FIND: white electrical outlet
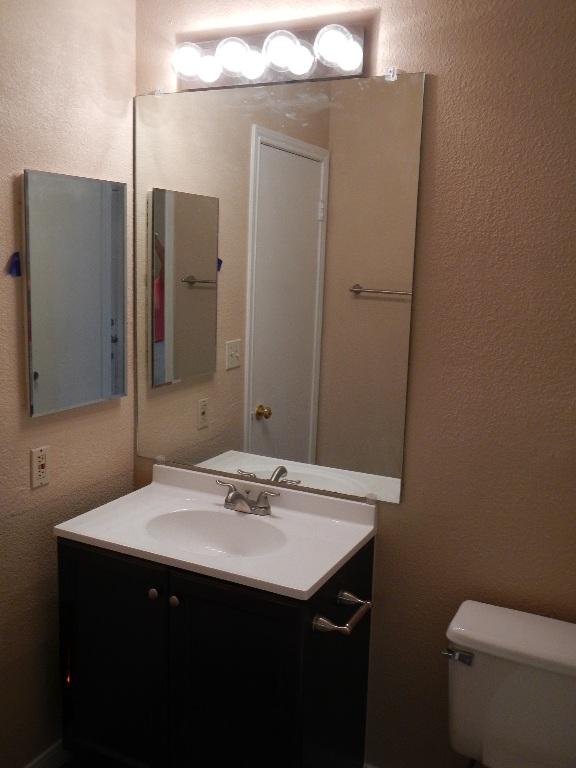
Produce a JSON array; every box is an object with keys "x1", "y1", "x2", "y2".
[
  {"x1": 225, "y1": 339, "x2": 241, "y2": 370},
  {"x1": 30, "y1": 446, "x2": 49, "y2": 488},
  {"x1": 197, "y1": 398, "x2": 209, "y2": 429}
]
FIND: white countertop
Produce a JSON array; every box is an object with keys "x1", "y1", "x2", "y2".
[
  {"x1": 54, "y1": 465, "x2": 376, "y2": 600},
  {"x1": 197, "y1": 449, "x2": 401, "y2": 503}
]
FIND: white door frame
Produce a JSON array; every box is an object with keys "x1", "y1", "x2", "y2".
[{"x1": 244, "y1": 124, "x2": 330, "y2": 461}]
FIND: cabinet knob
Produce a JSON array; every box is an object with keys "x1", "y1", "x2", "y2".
[
  {"x1": 148, "y1": 588, "x2": 159, "y2": 601},
  {"x1": 169, "y1": 595, "x2": 180, "y2": 608}
]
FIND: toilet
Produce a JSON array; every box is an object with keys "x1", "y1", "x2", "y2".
[{"x1": 446, "y1": 600, "x2": 576, "y2": 768}]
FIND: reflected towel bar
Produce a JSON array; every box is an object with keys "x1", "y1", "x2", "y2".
[
  {"x1": 181, "y1": 275, "x2": 217, "y2": 286},
  {"x1": 350, "y1": 283, "x2": 412, "y2": 297}
]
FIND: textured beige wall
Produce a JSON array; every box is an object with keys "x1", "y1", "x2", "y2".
[
  {"x1": 0, "y1": 1, "x2": 136, "y2": 766},
  {"x1": 136, "y1": 2, "x2": 576, "y2": 767},
  {"x1": 368, "y1": 3, "x2": 576, "y2": 766},
  {"x1": 317, "y1": 75, "x2": 423, "y2": 477},
  {"x1": 172, "y1": 193, "x2": 219, "y2": 380}
]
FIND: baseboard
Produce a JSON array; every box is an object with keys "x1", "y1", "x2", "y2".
[{"x1": 23, "y1": 740, "x2": 68, "y2": 768}]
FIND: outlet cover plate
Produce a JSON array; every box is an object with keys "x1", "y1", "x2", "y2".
[
  {"x1": 197, "y1": 398, "x2": 209, "y2": 429},
  {"x1": 30, "y1": 446, "x2": 49, "y2": 488}
]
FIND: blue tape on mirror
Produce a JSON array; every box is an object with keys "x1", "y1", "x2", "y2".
[{"x1": 6, "y1": 251, "x2": 21, "y2": 276}]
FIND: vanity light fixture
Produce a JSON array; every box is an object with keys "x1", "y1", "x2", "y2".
[
  {"x1": 287, "y1": 41, "x2": 316, "y2": 77},
  {"x1": 314, "y1": 24, "x2": 352, "y2": 66},
  {"x1": 172, "y1": 23, "x2": 364, "y2": 88},
  {"x1": 241, "y1": 48, "x2": 267, "y2": 81},
  {"x1": 262, "y1": 30, "x2": 300, "y2": 71},
  {"x1": 215, "y1": 36, "x2": 250, "y2": 74},
  {"x1": 338, "y1": 39, "x2": 364, "y2": 73},
  {"x1": 197, "y1": 54, "x2": 222, "y2": 83},
  {"x1": 171, "y1": 42, "x2": 202, "y2": 79}
]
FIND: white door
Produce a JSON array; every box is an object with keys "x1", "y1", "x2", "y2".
[{"x1": 245, "y1": 127, "x2": 329, "y2": 463}]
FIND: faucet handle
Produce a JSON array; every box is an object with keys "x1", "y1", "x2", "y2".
[
  {"x1": 255, "y1": 489, "x2": 280, "y2": 507},
  {"x1": 237, "y1": 468, "x2": 257, "y2": 479},
  {"x1": 216, "y1": 479, "x2": 237, "y2": 495},
  {"x1": 216, "y1": 479, "x2": 236, "y2": 488}
]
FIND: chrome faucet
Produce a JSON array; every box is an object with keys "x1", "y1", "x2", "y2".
[
  {"x1": 216, "y1": 479, "x2": 279, "y2": 516},
  {"x1": 269, "y1": 466, "x2": 301, "y2": 485},
  {"x1": 269, "y1": 465, "x2": 288, "y2": 482},
  {"x1": 237, "y1": 465, "x2": 301, "y2": 486}
]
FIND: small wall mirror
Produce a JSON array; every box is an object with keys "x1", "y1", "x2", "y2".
[
  {"x1": 136, "y1": 75, "x2": 424, "y2": 502},
  {"x1": 151, "y1": 189, "x2": 219, "y2": 387},
  {"x1": 24, "y1": 170, "x2": 127, "y2": 416}
]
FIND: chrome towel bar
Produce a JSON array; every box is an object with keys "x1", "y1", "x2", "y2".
[
  {"x1": 313, "y1": 590, "x2": 372, "y2": 635},
  {"x1": 181, "y1": 275, "x2": 217, "y2": 286},
  {"x1": 350, "y1": 283, "x2": 412, "y2": 297}
]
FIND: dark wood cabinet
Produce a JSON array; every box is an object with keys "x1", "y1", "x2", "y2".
[
  {"x1": 58, "y1": 543, "x2": 170, "y2": 767},
  {"x1": 168, "y1": 568, "x2": 303, "y2": 768},
  {"x1": 58, "y1": 539, "x2": 373, "y2": 768}
]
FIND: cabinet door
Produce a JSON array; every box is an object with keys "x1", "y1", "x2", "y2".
[
  {"x1": 59, "y1": 542, "x2": 170, "y2": 767},
  {"x1": 302, "y1": 543, "x2": 374, "y2": 768},
  {"x1": 168, "y1": 571, "x2": 303, "y2": 768}
]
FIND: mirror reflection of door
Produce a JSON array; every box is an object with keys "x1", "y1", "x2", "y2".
[
  {"x1": 152, "y1": 189, "x2": 218, "y2": 387},
  {"x1": 246, "y1": 127, "x2": 329, "y2": 463}
]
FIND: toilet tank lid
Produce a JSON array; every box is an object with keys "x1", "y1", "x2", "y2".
[{"x1": 447, "y1": 601, "x2": 576, "y2": 678}]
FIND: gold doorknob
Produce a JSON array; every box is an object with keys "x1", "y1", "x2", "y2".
[{"x1": 255, "y1": 404, "x2": 272, "y2": 420}]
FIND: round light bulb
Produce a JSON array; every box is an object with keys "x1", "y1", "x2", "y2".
[
  {"x1": 241, "y1": 48, "x2": 267, "y2": 80},
  {"x1": 314, "y1": 24, "x2": 352, "y2": 67},
  {"x1": 215, "y1": 37, "x2": 249, "y2": 74},
  {"x1": 287, "y1": 42, "x2": 315, "y2": 77},
  {"x1": 337, "y1": 38, "x2": 364, "y2": 73},
  {"x1": 263, "y1": 30, "x2": 299, "y2": 71},
  {"x1": 197, "y1": 54, "x2": 223, "y2": 83},
  {"x1": 171, "y1": 43, "x2": 202, "y2": 79}
]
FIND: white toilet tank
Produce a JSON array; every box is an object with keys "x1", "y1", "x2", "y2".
[{"x1": 446, "y1": 600, "x2": 576, "y2": 768}]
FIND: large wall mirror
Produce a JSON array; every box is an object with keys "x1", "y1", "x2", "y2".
[
  {"x1": 24, "y1": 170, "x2": 127, "y2": 416},
  {"x1": 136, "y1": 74, "x2": 424, "y2": 502}
]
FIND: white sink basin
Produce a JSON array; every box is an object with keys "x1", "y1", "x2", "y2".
[
  {"x1": 146, "y1": 508, "x2": 287, "y2": 557},
  {"x1": 54, "y1": 466, "x2": 375, "y2": 599}
]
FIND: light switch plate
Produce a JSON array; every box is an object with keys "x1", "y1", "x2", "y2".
[
  {"x1": 225, "y1": 339, "x2": 241, "y2": 370},
  {"x1": 30, "y1": 446, "x2": 49, "y2": 488}
]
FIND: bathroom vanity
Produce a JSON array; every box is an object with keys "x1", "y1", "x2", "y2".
[{"x1": 56, "y1": 466, "x2": 376, "y2": 768}]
